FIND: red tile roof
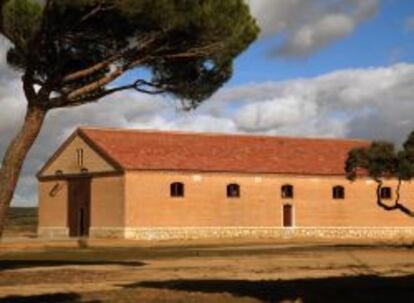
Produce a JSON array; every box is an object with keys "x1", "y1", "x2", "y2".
[{"x1": 79, "y1": 127, "x2": 370, "y2": 176}]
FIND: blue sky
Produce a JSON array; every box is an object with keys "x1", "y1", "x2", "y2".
[{"x1": 230, "y1": 0, "x2": 414, "y2": 86}]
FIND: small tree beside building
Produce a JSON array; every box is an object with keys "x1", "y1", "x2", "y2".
[{"x1": 346, "y1": 131, "x2": 414, "y2": 217}]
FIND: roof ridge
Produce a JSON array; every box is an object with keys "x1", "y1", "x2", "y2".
[
  {"x1": 78, "y1": 126, "x2": 370, "y2": 143},
  {"x1": 60, "y1": 126, "x2": 370, "y2": 175}
]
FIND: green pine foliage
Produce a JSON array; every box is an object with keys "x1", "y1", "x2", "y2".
[
  {"x1": 346, "y1": 131, "x2": 414, "y2": 182},
  {"x1": 0, "y1": 0, "x2": 259, "y2": 107},
  {"x1": 3, "y1": 0, "x2": 42, "y2": 51}
]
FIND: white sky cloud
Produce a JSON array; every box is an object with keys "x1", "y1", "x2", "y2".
[
  {"x1": 248, "y1": 0, "x2": 379, "y2": 57},
  {"x1": 235, "y1": 97, "x2": 318, "y2": 132}
]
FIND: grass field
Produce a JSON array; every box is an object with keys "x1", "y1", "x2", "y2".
[
  {"x1": 3, "y1": 207, "x2": 37, "y2": 238},
  {"x1": 1, "y1": 208, "x2": 414, "y2": 302}
]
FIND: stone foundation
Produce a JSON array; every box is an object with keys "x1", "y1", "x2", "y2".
[
  {"x1": 89, "y1": 227, "x2": 128, "y2": 239},
  {"x1": 38, "y1": 227, "x2": 69, "y2": 238},
  {"x1": 88, "y1": 226, "x2": 414, "y2": 241}
]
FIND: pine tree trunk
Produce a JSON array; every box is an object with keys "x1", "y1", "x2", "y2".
[{"x1": 0, "y1": 105, "x2": 47, "y2": 237}]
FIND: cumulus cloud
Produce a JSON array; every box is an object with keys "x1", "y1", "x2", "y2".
[
  {"x1": 248, "y1": 0, "x2": 379, "y2": 57},
  {"x1": 110, "y1": 63, "x2": 414, "y2": 144},
  {"x1": 235, "y1": 97, "x2": 318, "y2": 132},
  {"x1": 0, "y1": 39, "x2": 25, "y2": 147},
  {"x1": 217, "y1": 63, "x2": 414, "y2": 141}
]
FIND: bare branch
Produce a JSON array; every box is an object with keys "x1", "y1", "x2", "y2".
[
  {"x1": 78, "y1": 3, "x2": 114, "y2": 24},
  {"x1": 375, "y1": 179, "x2": 414, "y2": 217},
  {"x1": 65, "y1": 50, "x2": 155, "y2": 101},
  {"x1": 62, "y1": 55, "x2": 121, "y2": 83},
  {"x1": 62, "y1": 35, "x2": 160, "y2": 83},
  {"x1": 22, "y1": 74, "x2": 36, "y2": 103},
  {"x1": 49, "y1": 79, "x2": 166, "y2": 109},
  {"x1": 132, "y1": 80, "x2": 168, "y2": 95},
  {"x1": 60, "y1": 39, "x2": 220, "y2": 106},
  {"x1": 160, "y1": 41, "x2": 224, "y2": 59},
  {"x1": 67, "y1": 67, "x2": 124, "y2": 100},
  {"x1": 395, "y1": 178, "x2": 402, "y2": 205}
]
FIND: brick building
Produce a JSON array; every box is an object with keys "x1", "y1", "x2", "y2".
[{"x1": 37, "y1": 127, "x2": 414, "y2": 240}]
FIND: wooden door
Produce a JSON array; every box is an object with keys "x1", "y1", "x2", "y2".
[
  {"x1": 283, "y1": 204, "x2": 293, "y2": 227},
  {"x1": 68, "y1": 178, "x2": 91, "y2": 237}
]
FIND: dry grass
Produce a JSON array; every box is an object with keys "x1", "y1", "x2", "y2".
[{"x1": 3, "y1": 207, "x2": 37, "y2": 238}]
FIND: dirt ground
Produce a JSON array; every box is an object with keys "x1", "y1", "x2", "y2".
[{"x1": 1, "y1": 238, "x2": 414, "y2": 303}]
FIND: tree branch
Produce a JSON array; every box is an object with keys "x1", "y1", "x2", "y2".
[
  {"x1": 78, "y1": 3, "x2": 114, "y2": 24},
  {"x1": 66, "y1": 67, "x2": 124, "y2": 100},
  {"x1": 72, "y1": 80, "x2": 166, "y2": 104},
  {"x1": 22, "y1": 74, "x2": 36, "y2": 104},
  {"x1": 63, "y1": 55, "x2": 121, "y2": 83},
  {"x1": 58, "y1": 39, "x2": 221, "y2": 107},
  {"x1": 49, "y1": 79, "x2": 166, "y2": 108},
  {"x1": 65, "y1": 48, "x2": 157, "y2": 101},
  {"x1": 160, "y1": 41, "x2": 224, "y2": 59},
  {"x1": 375, "y1": 179, "x2": 414, "y2": 217},
  {"x1": 62, "y1": 34, "x2": 159, "y2": 83}
]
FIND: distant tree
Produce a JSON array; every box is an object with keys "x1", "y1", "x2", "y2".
[
  {"x1": 0, "y1": 0, "x2": 259, "y2": 236},
  {"x1": 345, "y1": 131, "x2": 414, "y2": 217}
]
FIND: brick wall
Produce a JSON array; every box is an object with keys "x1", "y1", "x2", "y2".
[
  {"x1": 125, "y1": 171, "x2": 414, "y2": 228},
  {"x1": 38, "y1": 180, "x2": 68, "y2": 229},
  {"x1": 90, "y1": 176, "x2": 125, "y2": 227}
]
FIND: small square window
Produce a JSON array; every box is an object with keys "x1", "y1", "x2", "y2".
[
  {"x1": 227, "y1": 184, "x2": 240, "y2": 198},
  {"x1": 171, "y1": 182, "x2": 184, "y2": 198},
  {"x1": 333, "y1": 186, "x2": 345, "y2": 199},
  {"x1": 380, "y1": 187, "x2": 392, "y2": 200},
  {"x1": 281, "y1": 185, "x2": 294, "y2": 199}
]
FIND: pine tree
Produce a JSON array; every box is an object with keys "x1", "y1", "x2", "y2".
[{"x1": 0, "y1": 0, "x2": 259, "y2": 236}]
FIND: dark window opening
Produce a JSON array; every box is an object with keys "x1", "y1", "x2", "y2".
[
  {"x1": 380, "y1": 187, "x2": 392, "y2": 200},
  {"x1": 227, "y1": 183, "x2": 240, "y2": 198},
  {"x1": 281, "y1": 184, "x2": 294, "y2": 199},
  {"x1": 333, "y1": 186, "x2": 345, "y2": 199},
  {"x1": 171, "y1": 182, "x2": 184, "y2": 198}
]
